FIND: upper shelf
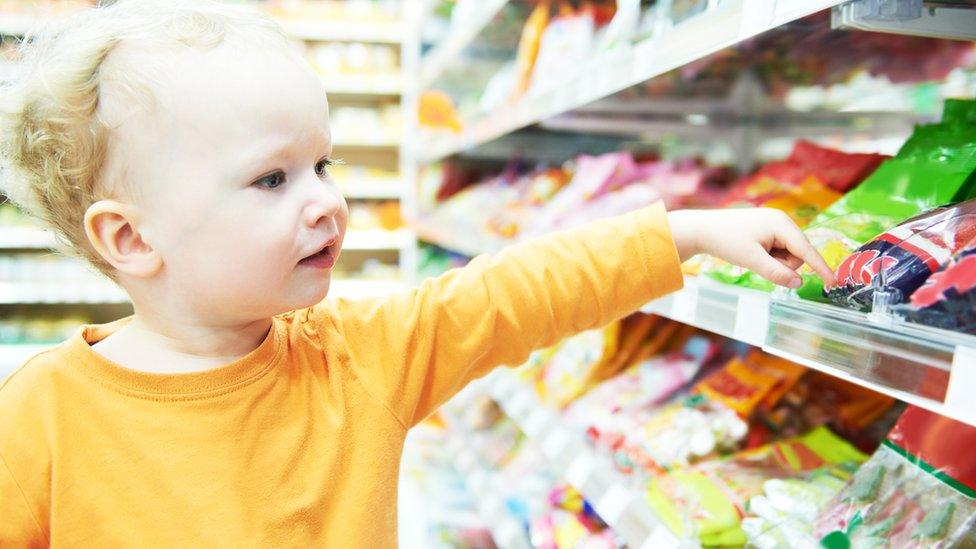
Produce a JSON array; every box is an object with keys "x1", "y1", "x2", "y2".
[
  {"x1": 418, "y1": 0, "x2": 510, "y2": 88},
  {"x1": 416, "y1": 0, "x2": 847, "y2": 164}
]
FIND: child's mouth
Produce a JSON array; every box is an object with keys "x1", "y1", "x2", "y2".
[{"x1": 299, "y1": 244, "x2": 336, "y2": 270}]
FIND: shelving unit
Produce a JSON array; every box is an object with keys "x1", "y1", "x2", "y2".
[
  {"x1": 0, "y1": 2, "x2": 418, "y2": 379},
  {"x1": 417, "y1": 0, "x2": 847, "y2": 163},
  {"x1": 409, "y1": 1, "x2": 976, "y2": 545}
]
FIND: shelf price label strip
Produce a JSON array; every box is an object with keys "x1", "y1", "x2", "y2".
[{"x1": 640, "y1": 278, "x2": 976, "y2": 427}]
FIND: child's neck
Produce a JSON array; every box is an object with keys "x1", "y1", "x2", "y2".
[{"x1": 90, "y1": 313, "x2": 273, "y2": 375}]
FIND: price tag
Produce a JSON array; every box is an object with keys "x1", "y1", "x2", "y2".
[
  {"x1": 733, "y1": 291, "x2": 770, "y2": 347},
  {"x1": 946, "y1": 346, "x2": 976, "y2": 426},
  {"x1": 565, "y1": 453, "x2": 595, "y2": 488},
  {"x1": 596, "y1": 484, "x2": 631, "y2": 523},
  {"x1": 671, "y1": 288, "x2": 697, "y2": 324}
]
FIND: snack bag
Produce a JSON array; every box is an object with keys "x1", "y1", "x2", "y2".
[
  {"x1": 534, "y1": 323, "x2": 620, "y2": 407},
  {"x1": 695, "y1": 351, "x2": 807, "y2": 418},
  {"x1": 825, "y1": 198, "x2": 976, "y2": 311},
  {"x1": 796, "y1": 98, "x2": 976, "y2": 302},
  {"x1": 814, "y1": 406, "x2": 976, "y2": 548},
  {"x1": 647, "y1": 426, "x2": 867, "y2": 546},
  {"x1": 900, "y1": 234, "x2": 976, "y2": 334}
]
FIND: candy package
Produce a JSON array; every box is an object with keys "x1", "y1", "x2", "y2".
[
  {"x1": 825, "y1": 198, "x2": 976, "y2": 311},
  {"x1": 796, "y1": 98, "x2": 976, "y2": 302},
  {"x1": 900, "y1": 234, "x2": 976, "y2": 334},
  {"x1": 647, "y1": 426, "x2": 868, "y2": 546},
  {"x1": 814, "y1": 406, "x2": 976, "y2": 548},
  {"x1": 695, "y1": 350, "x2": 807, "y2": 418}
]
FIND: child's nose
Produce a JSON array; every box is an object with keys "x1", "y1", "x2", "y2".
[{"x1": 302, "y1": 181, "x2": 343, "y2": 229}]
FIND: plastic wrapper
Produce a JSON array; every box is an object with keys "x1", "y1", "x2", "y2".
[
  {"x1": 900, "y1": 234, "x2": 976, "y2": 334},
  {"x1": 825, "y1": 199, "x2": 976, "y2": 311},
  {"x1": 814, "y1": 406, "x2": 976, "y2": 548},
  {"x1": 646, "y1": 426, "x2": 868, "y2": 546},
  {"x1": 695, "y1": 350, "x2": 807, "y2": 418},
  {"x1": 742, "y1": 467, "x2": 856, "y2": 548},
  {"x1": 795, "y1": 98, "x2": 976, "y2": 302}
]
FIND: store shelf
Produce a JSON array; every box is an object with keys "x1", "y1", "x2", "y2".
[
  {"x1": 640, "y1": 277, "x2": 976, "y2": 427},
  {"x1": 486, "y1": 369, "x2": 691, "y2": 549},
  {"x1": 0, "y1": 281, "x2": 129, "y2": 305},
  {"x1": 343, "y1": 228, "x2": 412, "y2": 251},
  {"x1": 419, "y1": 0, "x2": 510, "y2": 88},
  {"x1": 323, "y1": 74, "x2": 402, "y2": 96},
  {"x1": 272, "y1": 18, "x2": 404, "y2": 44},
  {"x1": 413, "y1": 220, "x2": 499, "y2": 258},
  {"x1": 832, "y1": 1, "x2": 976, "y2": 41},
  {"x1": 419, "y1": 0, "x2": 845, "y2": 164},
  {"x1": 443, "y1": 434, "x2": 532, "y2": 549},
  {"x1": 337, "y1": 178, "x2": 403, "y2": 200},
  {"x1": 0, "y1": 227, "x2": 56, "y2": 249}
]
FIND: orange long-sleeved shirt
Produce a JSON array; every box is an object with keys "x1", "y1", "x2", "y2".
[{"x1": 0, "y1": 203, "x2": 682, "y2": 547}]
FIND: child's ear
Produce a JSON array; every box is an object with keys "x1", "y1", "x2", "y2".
[{"x1": 83, "y1": 200, "x2": 162, "y2": 278}]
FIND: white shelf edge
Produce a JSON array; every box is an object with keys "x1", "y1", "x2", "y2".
[
  {"x1": 419, "y1": 0, "x2": 845, "y2": 164},
  {"x1": 448, "y1": 434, "x2": 532, "y2": 549},
  {"x1": 419, "y1": 0, "x2": 510, "y2": 87},
  {"x1": 337, "y1": 179, "x2": 403, "y2": 200},
  {"x1": 323, "y1": 75, "x2": 402, "y2": 96},
  {"x1": 0, "y1": 227, "x2": 56, "y2": 249},
  {"x1": 640, "y1": 277, "x2": 976, "y2": 427},
  {"x1": 343, "y1": 228, "x2": 412, "y2": 251},
  {"x1": 0, "y1": 281, "x2": 129, "y2": 305}
]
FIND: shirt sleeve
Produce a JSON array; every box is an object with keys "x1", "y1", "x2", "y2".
[
  {"x1": 0, "y1": 452, "x2": 47, "y2": 547},
  {"x1": 318, "y1": 202, "x2": 683, "y2": 428}
]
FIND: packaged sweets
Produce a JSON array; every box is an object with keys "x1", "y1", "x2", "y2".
[
  {"x1": 814, "y1": 406, "x2": 976, "y2": 548},
  {"x1": 900, "y1": 234, "x2": 976, "y2": 334},
  {"x1": 742, "y1": 467, "x2": 856, "y2": 548},
  {"x1": 825, "y1": 198, "x2": 976, "y2": 311},
  {"x1": 796, "y1": 98, "x2": 976, "y2": 302},
  {"x1": 647, "y1": 426, "x2": 868, "y2": 546},
  {"x1": 695, "y1": 350, "x2": 807, "y2": 418}
]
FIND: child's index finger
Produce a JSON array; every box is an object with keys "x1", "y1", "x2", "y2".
[{"x1": 779, "y1": 225, "x2": 836, "y2": 287}]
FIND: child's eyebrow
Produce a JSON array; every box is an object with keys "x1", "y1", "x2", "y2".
[{"x1": 237, "y1": 128, "x2": 332, "y2": 179}]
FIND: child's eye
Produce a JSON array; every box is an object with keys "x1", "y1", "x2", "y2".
[
  {"x1": 254, "y1": 171, "x2": 286, "y2": 189},
  {"x1": 315, "y1": 157, "x2": 334, "y2": 178}
]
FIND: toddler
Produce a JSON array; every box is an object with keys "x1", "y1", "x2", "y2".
[{"x1": 0, "y1": 1, "x2": 834, "y2": 546}]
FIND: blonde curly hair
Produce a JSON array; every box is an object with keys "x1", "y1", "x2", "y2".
[{"x1": 0, "y1": 0, "x2": 290, "y2": 276}]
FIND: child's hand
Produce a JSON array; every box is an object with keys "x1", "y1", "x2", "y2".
[{"x1": 668, "y1": 208, "x2": 836, "y2": 289}]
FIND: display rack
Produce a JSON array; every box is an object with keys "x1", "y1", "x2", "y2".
[
  {"x1": 417, "y1": 0, "x2": 846, "y2": 163},
  {"x1": 409, "y1": 1, "x2": 976, "y2": 543},
  {"x1": 418, "y1": 0, "x2": 510, "y2": 87}
]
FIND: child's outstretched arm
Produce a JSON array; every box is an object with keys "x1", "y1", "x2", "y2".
[{"x1": 316, "y1": 203, "x2": 833, "y2": 429}]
